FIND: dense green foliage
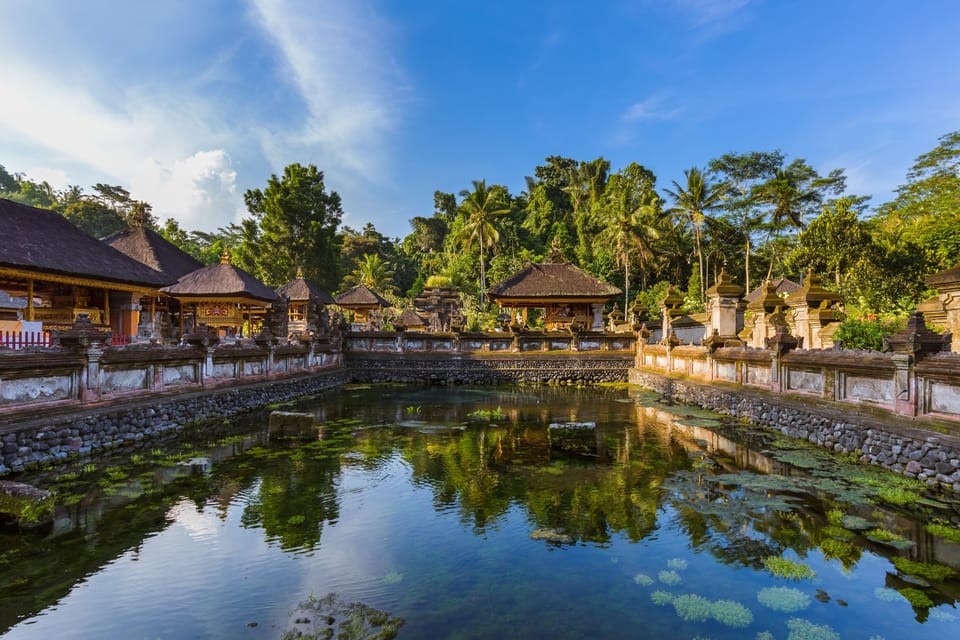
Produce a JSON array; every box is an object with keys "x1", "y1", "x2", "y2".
[{"x1": 3, "y1": 130, "x2": 958, "y2": 321}]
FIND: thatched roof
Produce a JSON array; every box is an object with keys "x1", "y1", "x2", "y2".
[
  {"x1": 487, "y1": 261, "x2": 621, "y2": 301},
  {"x1": 0, "y1": 197, "x2": 172, "y2": 288},
  {"x1": 395, "y1": 308, "x2": 427, "y2": 327},
  {"x1": 103, "y1": 226, "x2": 204, "y2": 280},
  {"x1": 161, "y1": 251, "x2": 278, "y2": 305},
  {"x1": 334, "y1": 284, "x2": 391, "y2": 308},
  {"x1": 745, "y1": 277, "x2": 800, "y2": 304},
  {"x1": 277, "y1": 274, "x2": 335, "y2": 304}
]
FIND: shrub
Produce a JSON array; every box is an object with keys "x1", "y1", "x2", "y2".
[{"x1": 834, "y1": 316, "x2": 905, "y2": 351}]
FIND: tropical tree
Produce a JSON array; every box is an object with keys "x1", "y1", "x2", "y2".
[
  {"x1": 451, "y1": 180, "x2": 511, "y2": 306},
  {"x1": 341, "y1": 252, "x2": 396, "y2": 294},
  {"x1": 664, "y1": 167, "x2": 728, "y2": 300},
  {"x1": 239, "y1": 163, "x2": 343, "y2": 290}
]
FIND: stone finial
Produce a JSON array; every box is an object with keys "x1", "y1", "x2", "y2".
[
  {"x1": 705, "y1": 269, "x2": 744, "y2": 299},
  {"x1": 785, "y1": 269, "x2": 841, "y2": 309},
  {"x1": 747, "y1": 279, "x2": 783, "y2": 313},
  {"x1": 883, "y1": 311, "x2": 945, "y2": 357},
  {"x1": 766, "y1": 323, "x2": 800, "y2": 354}
]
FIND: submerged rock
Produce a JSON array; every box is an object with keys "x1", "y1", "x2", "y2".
[
  {"x1": 529, "y1": 527, "x2": 574, "y2": 544},
  {"x1": 548, "y1": 421, "x2": 596, "y2": 430},
  {"x1": 0, "y1": 481, "x2": 55, "y2": 528},
  {"x1": 280, "y1": 592, "x2": 404, "y2": 640}
]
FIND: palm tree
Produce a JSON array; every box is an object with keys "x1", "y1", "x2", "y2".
[
  {"x1": 452, "y1": 180, "x2": 511, "y2": 306},
  {"x1": 664, "y1": 168, "x2": 728, "y2": 300},
  {"x1": 343, "y1": 253, "x2": 395, "y2": 294},
  {"x1": 600, "y1": 174, "x2": 662, "y2": 309}
]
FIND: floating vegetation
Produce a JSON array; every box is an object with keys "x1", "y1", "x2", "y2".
[
  {"x1": 82, "y1": 463, "x2": 97, "y2": 474},
  {"x1": 672, "y1": 594, "x2": 713, "y2": 622},
  {"x1": 287, "y1": 515, "x2": 306, "y2": 525},
  {"x1": 865, "y1": 527, "x2": 913, "y2": 550},
  {"x1": 667, "y1": 558, "x2": 688, "y2": 570},
  {"x1": 891, "y1": 557, "x2": 957, "y2": 581},
  {"x1": 819, "y1": 538, "x2": 861, "y2": 571},
  {"x1": 280, "y1": 592, "x2": 404, "y2": 640},
  {"x1": 840, "y1": 515, "x2": 873, "y2": 531},
  {"x1": 825, "y1": 508, "x2": 844, "y2": 526},
  {"x1": 633, "y1": 573, "x2": 654, "y2": 586},
  {"x1": 467, "y1": 407, "x2": 505, "y2": 421},
  {"x1": 658, "y1": 570, "x2": 682, "y2": 586},
  {"x1": 762, "y1": 556, "x2": 816, "y2": 580},
  {"x1": 926, "y1": 521, "x2": 960, "y2": 543},
  {"x1": 650, "y1": 591, "x2": 674, "y2": 606},
  {"x1": 711, "y1": 599, "x2": 754, "y2": 628},
  {"x1": 756, "y1": 633, "x2": 774, "y2": 640},
  {"x1": 383, "y1": 570, "x2": 403, "y2": 585},
  {"x1": 876, "y1": 485, "x2": 922, "y2": 506},
  {"x1": 757, "y1": 587, "x2": 812, "y2": 613},
  {"x1": 897, "y1": 587, "x2": 934, "y2": 608},
  {"x1": 785, "y1": 617, "x2": 840, "y2": 640},
  {"x1": 529, "y1": 528, "x2": 573, "y2": 544}
]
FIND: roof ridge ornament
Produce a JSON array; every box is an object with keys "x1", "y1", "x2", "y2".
[{"x1": 220, "y1": 248, "x2": 232, "y2": 265}]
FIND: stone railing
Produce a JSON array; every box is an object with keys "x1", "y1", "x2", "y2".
[
  {"x1": 0, "y1": 335, "x2": 342, "y2": 420},
  {"x1": 343, "y1": 330, "x2": 635, "y2": 355}
]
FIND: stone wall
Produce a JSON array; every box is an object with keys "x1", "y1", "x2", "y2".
[
  {"x1": 0, "y1": 368, "x2": 349, "y2": 474},
  {"x1": 345, "y1": 352, "x2": 634, "y2": 385},
  {"x1": 629, "y1": 368, "x2": 960, "y2": 491}
]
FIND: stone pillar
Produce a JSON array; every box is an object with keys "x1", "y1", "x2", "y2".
[
  {"x1": 927, "y1": 263, "x2": 960, "y2": 352},
  {"x1": 745, "y1": 280, "x2": 784, "y2": 348},
  {"x1": 784, "y1": 270, "x2": 843, "y2": 350},
  {"x1": 884, "y1": 311, "x2": 945, "y2": 416},
  {"x1": 703, "y1": 270, "x2": 744, "y2": 342},
  {"x1": 57, "y1": 314, "x2": 109, "y2": 402}
]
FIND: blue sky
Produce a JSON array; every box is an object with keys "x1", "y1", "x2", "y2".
[{"x1": 1, "y1": 0, "x2": 958, "y2": 239}]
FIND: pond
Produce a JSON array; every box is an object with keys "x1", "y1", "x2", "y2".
[{"x1": 2, "y1": 384, "x2": 960, "y2": 639}]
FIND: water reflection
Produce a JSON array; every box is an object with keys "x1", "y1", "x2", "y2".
[{"x1": 1, "y1": 384, "x2": 960, "y2": 638}]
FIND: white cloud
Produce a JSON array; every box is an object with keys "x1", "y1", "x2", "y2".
[
  {"x1": 25, "y1": 167, "x2": 70, "y2": 190},
  {"x1": 248, "y1": 0, "x2": 409, "y2": 176},
  {"x1": 623, "y1": 96, "x2": 683, "y2": 122},
  {"x1": 131, "y1": 150, "x2": 245, "y2": 231}
]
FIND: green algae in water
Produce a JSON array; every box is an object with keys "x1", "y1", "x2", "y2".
[
  {"x1": 711, "y1": 599, "x2": 753, "y2": 628},
  {"x1": 383, "y1": 570, "x2": 403, "y2": 585},
  {"x1": 658, "y1": 570, "x2": 682, "y2": 586},
  {"x1": 785, "y1": 617, "x2": 840, "y2": 640},
  {"x1": 673, "y1": 593, "x2": 713, "y2": 622},
  {"x1": 651, "y1": 590, "x2": 675, "y2": 606},
  {"x1": 633, "y1": 573, "x2": 654, "y2": 586},
  {"x1": 757, "y1": 587, "x2": 812, "y2": 613},
  {"x1": 926, "y1": 521, "x2": 960, "y2": 543},
  {"x1": 897, "y1": 587, "x2": 935, "y2": 608},
  {"x1": 667, "y1": 558, "x2": 688, "y2": 570},
  {"x1": 762, "y1": 556, "x2": 816, "y2": 580},
  {"x1": 891, "y1": 557, "x2": 957, "y2": 582}
]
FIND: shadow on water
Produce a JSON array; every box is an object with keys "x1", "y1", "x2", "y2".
[{"x1": 1, "y1": 383, "x2": 960, "y2": 637}]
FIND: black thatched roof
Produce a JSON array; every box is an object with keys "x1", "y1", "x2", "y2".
[
  {"x1": 161, "y1": 252, "x2": 278, "y2": 304},
  {"x1": 487, "y1": 261, "x2": 621, "y2": 300},
  {"x1": 277, "y1": 275, "x2": 335, "y2": 304},
  {"x1": 0, "y1": 197, "x2": 172, "y2": 288},
  {"x1": 334, "y1": 284, "x2": 391, "y2": 307},
  {"x1": 395, "y1": 308, "x2": 427, "y2": 327},
  {"x1": 103, "y1": 226, "x2": 204, "y2": 280}
]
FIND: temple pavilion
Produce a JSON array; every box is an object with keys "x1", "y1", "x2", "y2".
[
  {"x1": 334, "y1": 285, "x2": 392, "y2": 330},
  {"x1": 103, "y1": 225, "x2": 204, "y2": 341},
  {"x1": 161, "y1": 250, "x2": 279, "y2": 338},
  {"x1": 0, "y1": 198, "x2": 172, "y2": 340},
  {"x1": 487, "y1": 259, "x2": 621, "y2": 331},
  {"x1": 277, "y1": 269, "x2": 335, "y2": 338}
]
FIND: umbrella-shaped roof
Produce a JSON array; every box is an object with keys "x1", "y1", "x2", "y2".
[
  {"x1": 103, "y1": 226, "x2": 204, "y2": 281},
  {"x1": 0, "y1": 197, "x2": 172, "y2": 290},
  {"x1": 487, "y1": 261, "x2": 620, "y2": 302},
  {"x1": 334, "y1": 284, "x2": 391, "y2": 308},
  {"x1": 161, "y1": 250, "x2": 278, "y2": 306},
  {"x1": 395, "y1": 308, "x2": 427, "y2": 327},
  {"x1": 277, "y1": 271, "x2": 335, "y2": 304}
]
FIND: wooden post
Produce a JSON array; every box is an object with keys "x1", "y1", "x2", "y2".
[{"x1": 27, "y1": 279, "x2": 35, "y2": 321}]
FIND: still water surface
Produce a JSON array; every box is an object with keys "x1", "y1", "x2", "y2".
[{"x1": 2, "y1": 384, "x2": 960, "y2": 639}]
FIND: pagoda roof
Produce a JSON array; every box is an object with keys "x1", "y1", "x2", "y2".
[
  {"x1": 927, "y1": 263, "x2": 960, "y2": 291},
  {"x1": 277, "y1": 275, "x2": 335, "y2": 304},
  {"x1": 334, "y1": 284, "x2": 392, "y2": 307},
  {"x1": 103, "y1": 226, "x2": 204, "y2": 280},
  {"x1": 785, "y1": 270, "x2": 841, "y2": 307},
  {"x1": 0, "y1": 197, "x2": 173, "y2": 290},
  {"x1": 487, "y1": 261, "x2": 621, "y2": 301},
  {"x1": 161, "y1": 251, "x2": 278, "y2": 305}
]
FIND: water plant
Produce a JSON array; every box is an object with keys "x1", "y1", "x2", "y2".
[
  {"x1": 658, "y1": 570, "x2": 682, "y2": 586},
  {"x1": 287, "y1": 514, "x2": 306, "y2": 525},
  {"x1": 280, "y1": 592, "x2": 404, "y2": 640},
  {"x1": 650, "y1": 590, "x2": 674, "y2": 606},
  {"x1": 383, "y1": 570, "x2": 403, "y2": 584},
  {"x1": 467, "y1": 407, "x2": 505, "y2": 421},
  {"x1": 633, "y1": 573, "x2": 654, "y2": 586},
  {"x1": 756, "y1": 633, "x2": 774, "y2": 640},
  {"x1": 926, "y1": 520, "x2": 960, "y2": 543},
  {"x1": 673, "y1": 594, "x2": 713, "y2": 622},
  {"x1": 865, "y1": 527, "x2": 909, "y2": 544},
  {"x1": 82, "y1": 463, "x2": 97, "y2": 473},
  {"x1": 757, "y1": 587, "x2": 811, "y2": 613},
  {"x1": 711, "y1": 599, "x2": 753, "y2": 628},
  {"x1": 762, "y1": 556, "x2": 816, "y2": 580},
  {"x1": 891, "y1": 556, "x2": 957, "y2": 581},
  {"x1": 667, "y1": 558, "x2": 688, "y2": 570},
  {"x1": 897, "y1": 587, "x2": 934, "y2": 608},
  {"x1": 785, "y1": 617, "x2": 840, "y2": 640}
]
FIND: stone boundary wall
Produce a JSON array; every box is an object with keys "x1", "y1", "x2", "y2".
[
  {"x1": 0, "y1": 367, "x2": 348, "y2": 474},
  {"x1": 344, "y1": 352, "x2": 634, "y2": 385},
  {"x1": 629, "y1": 368, "x2": 960, "y2": 491}
]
